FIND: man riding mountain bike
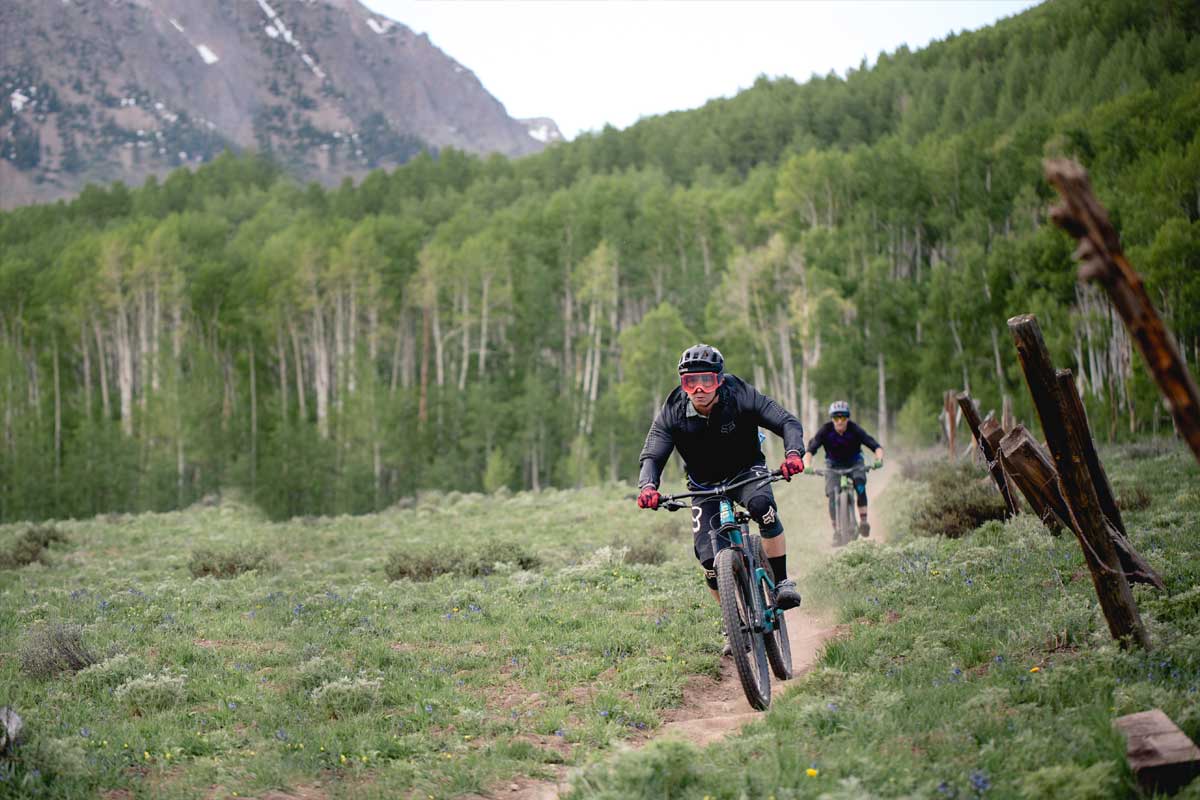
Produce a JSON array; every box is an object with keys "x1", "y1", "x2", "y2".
[
  {"x1": 635, "y1": 344, "x2": 805, "y2": 653},
  {"x1": 803, "y1": 400, "x2": 884, "y2": 540}
]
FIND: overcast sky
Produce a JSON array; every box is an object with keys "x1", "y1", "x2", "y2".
[{"x1": 360, "y1": 1, "x2": 1041, "y2": 140}]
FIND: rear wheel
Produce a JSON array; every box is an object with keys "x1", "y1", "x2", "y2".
[
  {"x1": 715, "y1": 547, "x2": 771, "y2": 710},
  {"x1": 748, "y1": 534, "x2": 792, "y2": 680}
]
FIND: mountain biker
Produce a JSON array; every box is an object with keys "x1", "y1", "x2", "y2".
[
  {"x1": 635, "y1": 344, "x2": 806, "y2": 646},
  {"x1": 803, "y1": 400, "x2": 884, "y2": 540}
]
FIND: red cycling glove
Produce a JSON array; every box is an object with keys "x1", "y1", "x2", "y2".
[
  {"x1": 780, "y1": 452, "x2": 805, "y2": 481},
  {"x1": 636, "y1": 485, "x2": 661, "y2": 510}
]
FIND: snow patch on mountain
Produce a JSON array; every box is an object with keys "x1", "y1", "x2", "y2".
[{"x1": 196, "y1": 45, "x2": 219, "y2": 65}]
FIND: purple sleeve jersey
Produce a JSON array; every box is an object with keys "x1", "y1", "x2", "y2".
[{"x1": 806, "y1": 421, "x2": 881, "y2": 467}]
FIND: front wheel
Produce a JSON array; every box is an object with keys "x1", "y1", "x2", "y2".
[
  {"x1": 716, "y1": 547, "x2": 771, "y2": 710},
  {"x1": 748, "y1": 534, "x2": 792, "y2": 680},
  {"x1": 836, "y1": 489, "x2": 856, "y2": 546}
]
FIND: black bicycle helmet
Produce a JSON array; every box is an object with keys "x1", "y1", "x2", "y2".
[{"x1": 678, "y1": 343, "x2": 724, "y2": 375}]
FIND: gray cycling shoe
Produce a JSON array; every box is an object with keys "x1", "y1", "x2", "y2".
[
  {"x1": 775, "y1": 579, "x2": 802, "y2": 610},
  {"x1": 721, "y1": 632, "x2": 748, "y2": 657},
  {"x1": 858, "y1": 520, "x2": 871, "y2": 538}
]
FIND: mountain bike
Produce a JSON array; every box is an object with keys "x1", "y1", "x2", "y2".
[
  {"x1": 809, "y1": 463, "x2": 881, "y2": 547},
  {"x1": 655, "y1": 470, "x2": 792, "y2": 710}
]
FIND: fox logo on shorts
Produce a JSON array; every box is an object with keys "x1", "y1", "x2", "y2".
[{"x1": 761, "y1": 506, "x2": 776, "y2": 526}]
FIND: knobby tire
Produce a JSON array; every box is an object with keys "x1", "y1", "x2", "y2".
[
  {"x1": 837, "y1": 489, "x2": 856, "y2": 546},
  {"x1": 748, "y1": 534, "x2": 792, "y2": 680},
  {"x1": 715, "y1": 547, "x2": 771, "y2": 710}
]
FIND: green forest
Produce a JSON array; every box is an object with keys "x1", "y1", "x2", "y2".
[{"x1": 1, "y1": 0, "x2": 1198, "y2": 523}]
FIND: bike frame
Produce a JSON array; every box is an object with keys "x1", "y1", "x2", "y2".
[{"x1": 659, "y1": 470, "x2": 785, "y2": 636}]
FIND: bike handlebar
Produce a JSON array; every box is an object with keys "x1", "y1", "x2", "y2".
[
  {"x1": 657, "y1": 469, "x2": 786, "y2": 512},
  {"x1": 807, "y1": 462, "x2": 882, "y2": 477}
]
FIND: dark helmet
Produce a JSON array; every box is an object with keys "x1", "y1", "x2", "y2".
[{"x1": 678, "y1": 343, "x2": 724, "y2": 375}]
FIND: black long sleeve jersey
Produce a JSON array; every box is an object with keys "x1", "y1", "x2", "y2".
[
  {"x1": 805, "y1": 420, "x2": 882, "y2": 467},
  {"x1": 637, "y1": 374, "x2": 805, "y2": 488}
]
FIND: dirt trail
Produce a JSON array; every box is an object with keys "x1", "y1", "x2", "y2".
[{"x1": 491, "y1": 468, "x2": 894, "y2": 800}]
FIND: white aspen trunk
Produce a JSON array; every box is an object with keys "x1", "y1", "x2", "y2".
[
  {"x1": 478, "y1": 274, "x2": 490, "y2": 378},
  {"x1": 432, "y1": 303, "x2": 445, "y2": 388},
  {"x1": 349, "y1": 280, "x2": 358, "y2": 395},
  {"x1": 53, "y1": 337, "x2": 61, "y2": 482},
  {"x1": 137, "y1": 284, "x2": 149, "y2": 411},
  {"x1": 948, "y1": 317, "x2": 969, "y2": 394},
  {"x1": 289, "y1": 320, "x2": 307, "y2": 421},
  {"x1": 368, "y1": 303, "x2": 379, "y2": 363},
  {"x1": 92, "y1": 318, "x2": 111, "y2": 421},
  {"x1": 402, "y1": 314, "x2": 415, "y2": 390},
  {"x1": 115, "y1": 306, "x2": 134, "y2": 437},
  {"x1": 80, "y1": 321, "x2": 92, "y2": 421},
  {"x1": 585, "y1": 326, "x2": 602, "y2": 436},
  {"x1": 800, "y1": 357, "x2": 812, "y2": 441},
  {"x1": 333, "y1": 290, "x2": 345, "y2": 413},
  {"x1": 458, "y1": 283, "x2": 470, "y2": 392},
  {"x1": 276, "y1": 328, "x2": 289, "y2": 423},
  {"x1": 699, "y1": 232, "x2": 712, "y2": 279},
  {"x1": 312, "y1": 304, "x2": 330, "y2": 439},
  {"x1": 171, "y1": 302, "x2": 182, "y2": 360},
  {"x1": 248, "y1": 344, "x2": 257, "y2": 493},
  {"x1": 389, "y1": 320, "x2": 402, "y2": 396},
  {"x1": 221, "y1": 350, "x2": 235, "y2": 431},
  {"x1": 990, "y1": 325, "x2": 1006, "y2": 391},
  {"x1": 776, "y1": 313, "x2": 797, "y2": 414},
  {"x1": 28, "y1": 346, "x2": 40, "y2": 417},
  {"x1": 877, "y1": 350, "x2": 887, "y2": 442},
  {"x1": 151, "y1": 274, "x2": 161, "y2": 394}
]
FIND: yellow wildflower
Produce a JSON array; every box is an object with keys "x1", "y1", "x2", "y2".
[
  {"x1": 806, "y1": 768, "x2": 819, "y2": 777},
  {"x1": 1030, "y1": 666, "x2": 1041, "y2": 673}
]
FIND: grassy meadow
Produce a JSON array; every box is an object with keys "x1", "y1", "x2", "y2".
[
  {"x1": 0, "y1": 465, "x2": 832, "y2": 799},
  {"x1": 3, "y1": 442, "x2": 1199, "y2": 799}
]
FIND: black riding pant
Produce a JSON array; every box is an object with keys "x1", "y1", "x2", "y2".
[{"x1": 824, "y1": 463, "x2": 868, "y2": 519}]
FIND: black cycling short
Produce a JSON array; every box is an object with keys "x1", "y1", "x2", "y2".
[{"x1": 690, "y1": 465, "x2": 783, "y2": 565}]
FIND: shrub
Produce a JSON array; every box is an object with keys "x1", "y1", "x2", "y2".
[
  {"x1": 909, "y1": 461, "x2": 1008, "y2": 538},
  {"x1": 113, "y1": 671, "x2": 186, "y2": 712},
  {"x1": 614, "y1": 537, "x2": 668, "y2": 565},
  {"x1": 75, "y1": 653, "x2": 146, "y2": 693},
  {"x1": 297, "y1": 656, "x2": 342, "y2": 691},
  {"x1": 311, "y1": 676, "x2": 381, "y2": 716},
  {"x1": 1116, "y1": 485, "x2": 1152, "y2": 511},
  {"x1": 188, "y1": 546, "x2": 272, "y2": 578},
  {"x1": 0, "y1": 525, "x2": 67, "y2": 570},
  {"x1": 18, "y1": 623, "x2": 97, "y2": 679},
  {"x1": 384, "y1": 541, "x2": 540, "y2": 582}
]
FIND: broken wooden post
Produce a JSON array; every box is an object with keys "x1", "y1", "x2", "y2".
[
  {"x1": 999, "y1": 425, "x2": 1070, "y2": 533},
  {"x1": 1115, "y1": 709, "x2": 1200, "y2": 796},
  {"x1": 1046, "y1": 158, "x2": 1200, "y2": 466},
  {"x1": 999, "y1": 425, "x2": 1163, "y2": 588},
  {"x1": 957, "y1": 392, "x2": 1020, "y2": 516},
  {"x1": 1055, "y1": 369, "x2": 1127, "y2": 537},
  {"x1": 1008, "y1": 313, "x2": 1149, "y2": 648},
  {"x1": 1001, "y1": 393, "x2": 1014, "y2": 433}
]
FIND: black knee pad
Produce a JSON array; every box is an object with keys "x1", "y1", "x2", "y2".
[{"x1": 701, "y1": 559, "x2": 718, "y2": 590}]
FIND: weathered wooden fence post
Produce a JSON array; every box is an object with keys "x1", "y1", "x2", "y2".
[
  {"x1": 956, "y1": 391, "x2": 1020, "y2": 516},
  {"x1": 1045, "y1": 158, "x2": 1200, "y2": 465},
  {"x1": 1008, "y1": 313, "x2": 1150, "y2": 649}
]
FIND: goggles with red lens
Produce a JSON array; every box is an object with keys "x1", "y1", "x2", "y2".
[{"x1": 681, "y1": 372, "x2": 720, "y2": 392}]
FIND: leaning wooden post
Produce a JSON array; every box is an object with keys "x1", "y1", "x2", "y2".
[
  {"x1": 957, "y1": 391, "x2": 1020, "y2": 516},
  {"x1": 1055, "y1": 369, "x2": 1127, "y2": 537},
  {"x1": 1046, "y1": 158, "x2": 1200, "y2": 465},
  {"x1": 1008, "y1": 313, "x2": 1149, "y2": 649}
]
